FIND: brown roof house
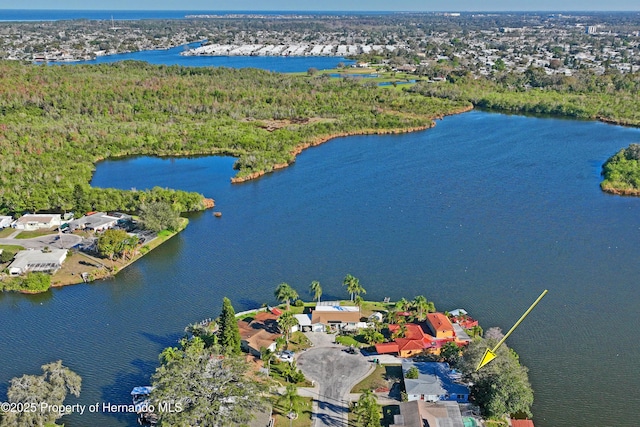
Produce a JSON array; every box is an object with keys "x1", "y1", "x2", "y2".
[
  {"x1": 238, "y1": 311, "x2": 282, "y2": 357},
  {"x1": 14, "y1": 214, "x2": 61, "y2": 231},
  {"x1": 390, "y1": 400, "x2": 465, "y2": 427},
  {"x1": 310, "y1": 303, "x2": 363, "y2": 330}
]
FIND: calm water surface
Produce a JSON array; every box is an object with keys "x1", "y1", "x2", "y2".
[{"x1": 1, "y1": 111, "x2": 640, "y2": 426}]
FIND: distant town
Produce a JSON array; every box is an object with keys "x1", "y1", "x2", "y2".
[{"x1": 1, "y1": 12, "x2": 639, "y2": 77}]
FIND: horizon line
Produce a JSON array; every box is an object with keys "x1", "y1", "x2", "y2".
[{"x1": 2, "y1": 8, "x2": 640, "y2": 12}]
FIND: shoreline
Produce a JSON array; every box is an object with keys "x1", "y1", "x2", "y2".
[{"x1": 231, "y1": 104, "x2": 474, "y2": 184}]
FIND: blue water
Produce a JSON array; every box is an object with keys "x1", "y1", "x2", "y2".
[
  {"x1": 50, "y1": 43, "x2": 353, "y2": 71},
  {"x1": 1, "y1": 111, "x2": 640, "y2": 427}
]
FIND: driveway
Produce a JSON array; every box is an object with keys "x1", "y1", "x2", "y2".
[
  {"x1": 0, "y1": 233, "x2": 82, "y2": 250},
  {"x1": 296, "y1": 332, "x2": 374, "y2": 427}
]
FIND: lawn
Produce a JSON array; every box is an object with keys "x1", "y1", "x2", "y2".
[
  {"x1": 287, "y1": 331, "x2": 312, "y2": 352},
  {"x1": 0, "y1": 244, "x2": 25, "y2": 252},
  {"x1": 14, "y1": 228, "x2": 58, "y2": 239},
  {"x1": 350, "y1": 364, "x2": 402, "y2": 393},
  {"x1": 272, "y1": 395, "x2": 313, "y2": 427},
  {"x1": 0, "y1": 228, "x2": 15, "y2": 238}
]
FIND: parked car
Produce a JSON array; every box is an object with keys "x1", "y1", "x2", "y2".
[{"x1": 277, "y1": 350, "x2": 294, "y2": 362}]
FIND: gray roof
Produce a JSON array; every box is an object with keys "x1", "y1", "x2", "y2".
[
  {"x1": 393, "y1": 401, "x2": 464, "y2": 427},
  {"x1": 9, "y1": 249, "x2": 67, "y2": 273},
  {"x1": 69, "y1": 212, "x2": 119, "y2": 230},
  {"x1": 402, "y1": 361, "x2": 469, "y2": 398}
]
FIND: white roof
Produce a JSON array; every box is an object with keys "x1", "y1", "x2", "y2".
[
  {"x1": 9, "y1": 249, "x2": 67, "y2": 272},
  {"x1": 314, "y1": 305, "x2": 359, "y2": 313},
  {"x1": 294, "y1": 314, "x2": 312, "y2": 327},
  {"x1": 448, "y1": 309, "x2": 468, "y2": 317}
]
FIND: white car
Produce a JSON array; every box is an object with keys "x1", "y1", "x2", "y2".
[{"x1": 277, "y1": 350, "x2": 294, "y2": 362}]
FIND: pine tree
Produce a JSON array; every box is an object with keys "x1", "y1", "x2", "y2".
[{"x1": 218, "y1": 297, "x2": 241, "y2": 355}]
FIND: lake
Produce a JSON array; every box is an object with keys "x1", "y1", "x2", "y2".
[{"x1": 1, "y1": 110, "x2": 640, "y2": 426}]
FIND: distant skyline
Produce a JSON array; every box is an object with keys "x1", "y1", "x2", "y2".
[{"x1": 3, "y1": 1, "x2": 640, "y2": 12}]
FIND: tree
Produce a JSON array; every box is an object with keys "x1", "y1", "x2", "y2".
[
  {"x1": 458, "y1": 338, "x2": 534, "y2": 419},
  {"x1": 440, "y1": 341, "x2": 461, "y2": 365},
  {"x1": 151, "y1": 343, "x2": 268, "y2": 427},
  {"x1": 1, "y1": 360, "x2": 81, "y2": 427},
  {"x1": 139, "y1": 200, "x2": 181, "y2": 232},
  {"x1": 361, "y1": 328, "x2": 384, "y2": 345},
  {"x1": 405, "y1": 366, "x2": 419, "y2": 379},
  {"x1": 309, "y1": 280, "x2": 322, "y2": 304},
  {"x1": 352, "y1": 389, "x2": 381, "y2": 427},
  {"x1": 277, "y1": 311, "x2": 299, "y2": 349},
  {"x1": 217, "y1": 297, "x2": 241, "y2": 355},
  {"x1": 96, "y1": 228, "x2": 137, "y2": 261},
  {"x1": 276, "y1": 384, "x2": 306, "y2": 427},
  {"x1": 411, "y1": 295, "x2": 434, "y2": 321},
  {"x1": 343, "y1": 274, "x2": 365, "y2": 302},
  {"x1": 274, "y1": 282, "x2": 298, "y2": 311}
]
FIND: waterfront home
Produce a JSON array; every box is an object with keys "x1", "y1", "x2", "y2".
[
  {"x1": 448, "y1": 308, "x2": 479, "y2": 329},
  {"x1": 14, "y1": 214, "x2": 62, "y2": 231},
  {"x1": 310, "y1": 302, "x2": 364, "y2": 330},
  {"x1": 426, "y1": 313, "x2": 456, "y2": 339},
  {"x1": 376, "y1": 324, "x2": 437, "y2": 358},
  {"x1": 390, "y1": 400, "x2": 465, "y2": 427},
  {"x1": 293, "y1": 313, "x2": 324, "y2": 333},
  {"x1": 8, "y1": 248, "x2": 67, "y2": 276},
  {"x1": 237, "y1": 311, "x2": 282, "y2": 357},
  {"x1": 401, "y1": 360, "x2": 469, "y2": 403},
  {"x1": 67, "y1": 212, "x2": 120, "y2": 232}
]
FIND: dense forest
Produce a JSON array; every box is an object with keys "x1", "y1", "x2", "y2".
[
  {"x1": 0, "y1": 60, "x2": 468, "y2": 215},
  {"x1": 601, "y1": 143, "x2": 640, "y2": 195},
  {"x1": 409, "y1": 69, "x2": 640, "y2": 126}
]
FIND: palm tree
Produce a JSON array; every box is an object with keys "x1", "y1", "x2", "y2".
[
  {"x1": 412, "y1": 295, "x2": 429, "y2": 321},
  {"x1": 274, "y1": 282, "x2": 298, "y2": 311},
  {"x1": 343, "y1": 274, "x2": 365, "y2": 301},
  {"x1": 309, "y1": 280, "x2": 322, "y2": 304},
  {"x1": 260, "y1": 346, "x2": 274, "y2": 376},
  {"x1": 277, "y1": 311, "x2": 299, "y2": 349},
  {"x1": 277, "y1": 384, "x2": 305, "y2": 427}
]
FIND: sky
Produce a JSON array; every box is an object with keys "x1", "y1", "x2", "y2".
[{"x1": 4, "y1": 1, "x2": 640, "y2": 12}]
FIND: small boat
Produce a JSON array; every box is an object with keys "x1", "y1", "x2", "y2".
[{"x1": 214, "y1": 212, "x2": 222, "y2": 217}]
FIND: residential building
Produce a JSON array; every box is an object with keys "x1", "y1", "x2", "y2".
[
  {"x1": 511, "y1": 420, "x2": 535, "y2": 427},
  {"x1": 402, "y1": 361, "x2": 469, "y2": 403},
  {"x1": 68, "y1": 212, "x2": 120, "y2": 232},
  {"x1": 14, "y1": 214, "x2": 62, "y2": 231},
  {"x1": 426, "y1": 312, "x2": 456, "y2": 339},
  {"x1": 310, "y1": 303, "x2": 362, "y2": 329},
  {"x1": 237, "y1": 311, "x2": 282, "y2": 357},
  {"x1": 8, "y1": 248, "x2": 67, "y2": 275},
  {"x1": 390, "y1": 400, "x2": 465, "y2": 427}
]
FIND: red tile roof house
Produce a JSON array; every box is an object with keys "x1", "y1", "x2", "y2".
[
  {"x1": 375, "y1": 313, "x2": 466, "y2": 358},
  {"x1": 510, "y1": 420, "x2": 535, "y2": 427},
  {"x1": 237, "y1": 311, "x2": 282, "y2": 357}
]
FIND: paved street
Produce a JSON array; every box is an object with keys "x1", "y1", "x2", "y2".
[
  {"x1": 0, "y1": 231, "x2": 82, "y2": 250},
  {"x1": 296, "y1": 332, "x2": 374, "y2": 427}
]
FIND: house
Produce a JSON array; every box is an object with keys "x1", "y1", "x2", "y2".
[
  {"x1": 448, "y1": 308, "x2": 479, "y2": 329},
  {"x1": 376, "y1": 324, "x2": 437, "y2": 358},
  {"x1": 14, "y1": 214, "x2": 62, "y2": 231},
  {"x1": 294, "y1": 313, "x2": 324, "y2": 332},
  {"x1": 426, "y1": 312, "x2": 456, "y2": 339},
  {"x1": 0, "y1": 216, "x2": 13, "y2": 228},
  {"x1": 402, "y1": 361, "x2": 469, "y2": 403},
  {"x1": 8, "y1": 248, "x2": 67, "y2": 276},
  {"x1": 310, "y1": 303, "x2": 362, "y2": 329},
  {"x1": 237, "y1": 311, "x2": 282, "y2": 357},
  {"x1": 511, "y1": 420, "x2": 535, "y2": 427},
  {"x1": 390, "y1": 400, "x2": 465, "y2": 427},
  {"x1": 68, "y1": 212, "x2": 120, "y2": 232}
]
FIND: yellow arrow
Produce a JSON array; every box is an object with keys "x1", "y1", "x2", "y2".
[{"x1": 476, "y1": 289, "x2": 548, "y2": 371}]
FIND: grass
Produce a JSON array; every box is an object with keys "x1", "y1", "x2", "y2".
[
  {"x1": 350, "y1": 364, "x2": 402, "y2": 393},
  {"x1": 335, "y1": 335, "x2": 361, "y2": 347},
  {"x1": 14, "y1": 228, "x2": 58, "y2": 239},
  {"x1": 269, "y1": 361, "x2": 312, "y2": 387},
  {"x1": 50, "y1": 252, "x2": 109, "y2": 287},
  {"x1": 287, "y1": 331, "x2": 312, "y2": 352},
  {"x1": 0, "y1": 228, "x2": 15, "y2": 238},
  {"x1": 272, "y1": 396, "x2": 313, "y2": 427},
  {"x1": 0, "y1": 244, "x2": 25, "y2": 252}
]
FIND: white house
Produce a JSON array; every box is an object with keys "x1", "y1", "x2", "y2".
[
  {"x1": 14, "y1": 214, "x2": 62, "y2": 231},
  {"x1": 68, "y1": 212, "x2": 120, "y2": 232},
  {"x1": 0, "y1": 216, "x2": 13, "y2": 228},
  {"x1": 8, "y1": 248, "x2": 67, "y2": 276}
]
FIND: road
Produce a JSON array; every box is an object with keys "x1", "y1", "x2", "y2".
[
  {"x1": 0, "y1": 230, "x2": 82, "y2": 250},
  {"x1": 296, "y1": 332, "x2": 374, "y2": 427}
]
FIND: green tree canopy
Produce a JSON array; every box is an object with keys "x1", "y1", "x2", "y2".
[
  {"x1": 139, "y1": 200, "x2": 181, "y2": 232},
  {"x1": 274, "y1": 282, "x2": 298, "y2": 311},
  {"x1": 96, "y1": 228, "x2": 137, "y2": 261},
  {"x1": 0, "y1": 360, "x2": 81, "y2": 427},
  {"x1": 352, "y1": 389, "x2": 381, "y2": 427},
  {"x1": 343, "y1": 274, "x2": 365, "y2": 302},
  {"x1": 151, "y1": 342, "x2": 268, "y2": 427},
  {"x1": 309, "y1": 280, "x2": 322, "y2": 303},
  {"x1": 277, "y1": 311, "x2": 299, "y2": 349},
  {"x1": 217, "y1": 297, "x2": 241, "y2": 355},
  {"x1": 457, "y1": 337, "x2": 534, "y2": 419}
]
